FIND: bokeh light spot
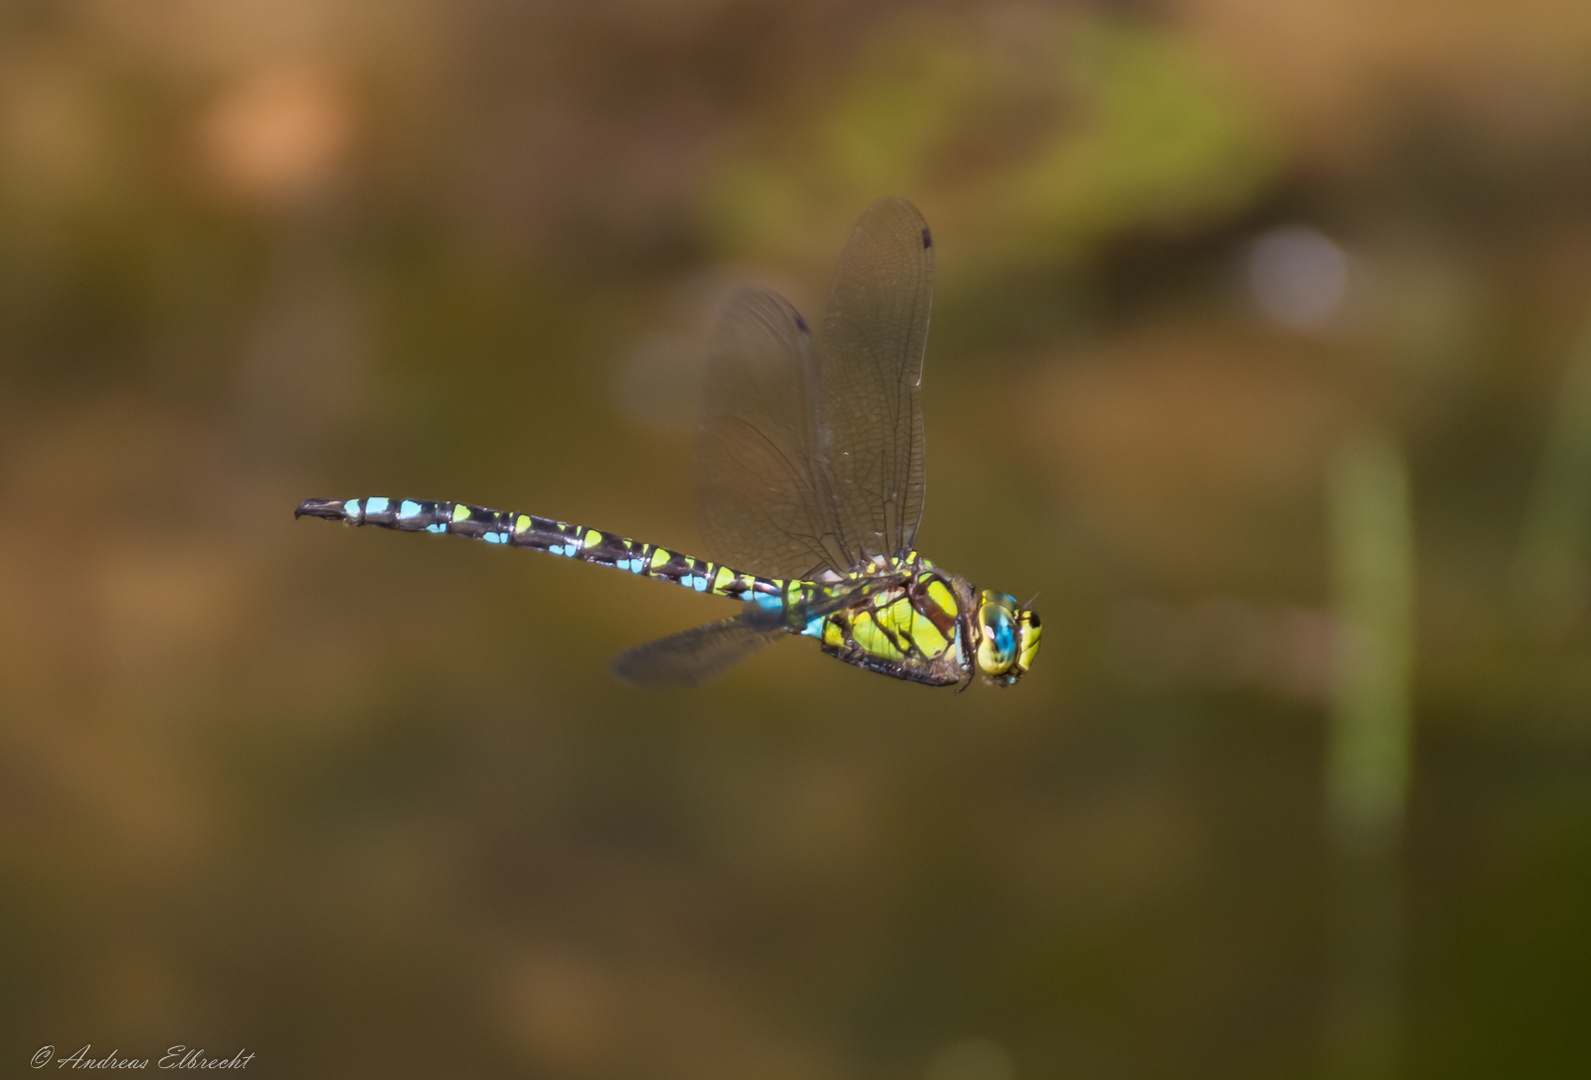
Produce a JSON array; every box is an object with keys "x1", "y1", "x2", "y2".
[
  {"x1": 1247, "y1": 225, "x2": 1350, "y2": 331},
  {"x1": 197, "y1": 65, "x2": 354, "y2": 205}
]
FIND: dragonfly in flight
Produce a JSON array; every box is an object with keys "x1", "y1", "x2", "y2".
[{"x1": 298, "y1": 198, "x2": 1040, "y2": 688}]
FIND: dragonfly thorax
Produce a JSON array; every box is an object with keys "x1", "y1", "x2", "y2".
[{"x1": 792, "y1": 554, "x2": 966, "y2": 686}]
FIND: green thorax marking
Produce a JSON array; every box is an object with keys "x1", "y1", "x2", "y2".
[{"x1": 811, "y1": 554, "x2": 965, "y2": 667}]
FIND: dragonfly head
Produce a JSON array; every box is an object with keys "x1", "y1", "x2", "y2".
[{"x1": 974, "y1": 590, "x2": 1042, "y2": 686}]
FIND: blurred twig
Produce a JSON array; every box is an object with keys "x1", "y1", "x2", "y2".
[
  {"x1": 1513, "y1": 310, "x2": 1591, "y2": 636},
  {"x1": 1324, "y1": 429, "x2": 1415, "y2": 1080},
  {"x1": 1327, "y1": 431, "x2": 1415, "y2": 853}
]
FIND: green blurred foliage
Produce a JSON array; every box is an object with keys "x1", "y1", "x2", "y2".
[{"x1": 707, "y1": 12, "x2": 1280, "y2": 274}]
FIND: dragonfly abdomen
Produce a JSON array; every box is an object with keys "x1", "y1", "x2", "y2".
[{"x1": 295, "y1": 496, "x2": 799, "y2": 607}]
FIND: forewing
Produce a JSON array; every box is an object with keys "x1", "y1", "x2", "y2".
[
  {"x1": 820, "y1": 197, "x2": 933, "y2": 558},
  {"x1": 695, "y1": 289, "x2": 854, "y2": 579},
  {"x1": 611, "y1": 617, "x2": 781, "y2": 688}
]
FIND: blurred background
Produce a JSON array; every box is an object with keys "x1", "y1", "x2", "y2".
[{"x1": 2, "y1": 0, "x2": 1589, "y2": 1076}]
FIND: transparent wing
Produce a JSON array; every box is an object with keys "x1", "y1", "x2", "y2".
[
  {"x1": 820, "y1": 197, "x2": 933, "y2": 558},
  {"x1": 694, "y1": 198, "x2": 934, "y2": 578},
  {"x1": 694, "y1": 289, "x2": 854, "y2": 579},
  {"x1": 611, "y1": 617, "x2": 782, "y2": 688}
]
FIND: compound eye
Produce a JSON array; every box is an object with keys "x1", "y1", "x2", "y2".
[{"x1": 976, "y1": 605, "x2": 1016, "y2": 675}]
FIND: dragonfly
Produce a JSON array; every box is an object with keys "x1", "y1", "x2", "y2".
[{"x1": 297, "y1": 198, "x2": 1041, "y2": 688}]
